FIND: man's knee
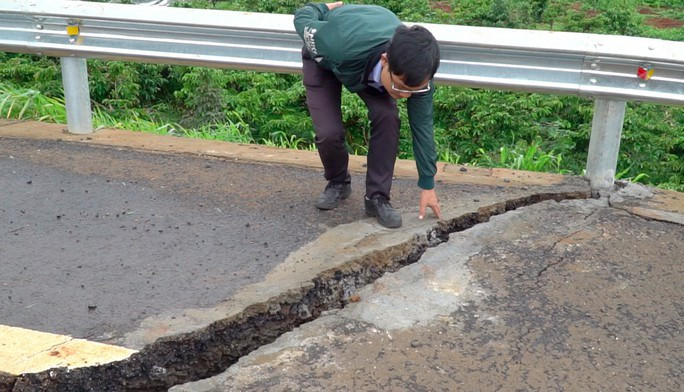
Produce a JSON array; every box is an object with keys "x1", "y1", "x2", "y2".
[{"x1": 315, "y1": 129, "x2": 346, "y2": 148}]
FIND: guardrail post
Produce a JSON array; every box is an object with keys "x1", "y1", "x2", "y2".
[
  {"x1": 59, "y1": 0, "x2": 93, "y2": 134},
  {"x1": 60, "y1": 57, "x2": 93, "y2": 134},
  {"x1": 585, "y1": 99, "x2": 626, "y2": 189}
]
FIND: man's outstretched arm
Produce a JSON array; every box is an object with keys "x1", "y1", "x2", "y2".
[{"x1": 408, "y1": 83, "x2": 442, "y2": 220}]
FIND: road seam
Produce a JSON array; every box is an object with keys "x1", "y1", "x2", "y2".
[{"x1": 8, "y1": 191, "x2": 592, "y2": 391}]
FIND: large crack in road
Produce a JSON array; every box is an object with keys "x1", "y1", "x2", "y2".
[{"x1": 5, "y1": 190, "x2": 592, "y2": 392}]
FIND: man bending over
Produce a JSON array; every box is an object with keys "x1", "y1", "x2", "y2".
[{"x1": 294, "y1": 1, "x2": 442, "y2": 228}]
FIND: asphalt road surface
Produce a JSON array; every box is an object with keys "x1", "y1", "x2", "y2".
[{"x1": 1, "y1": 136, "x2": 480, "y2": 342}]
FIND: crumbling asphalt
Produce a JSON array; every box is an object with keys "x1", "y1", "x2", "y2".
[
  {"x1": 173, "y1": 197, "x2": 683, "y2": 392},
  {"x1": 1, "y1": 120, "x2": 682, "y2": 391}
]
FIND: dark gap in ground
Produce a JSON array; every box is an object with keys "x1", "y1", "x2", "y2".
[
  {"x1": 0, "y1": 374, "x2": 16, "y2": 392},
  {"x1": 8, "y1": 190, "x2": 591, "y2": 392}
]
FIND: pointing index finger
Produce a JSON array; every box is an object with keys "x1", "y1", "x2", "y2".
[{"x1": 431, "y1": 203, "x2": 442, "y2": 220}]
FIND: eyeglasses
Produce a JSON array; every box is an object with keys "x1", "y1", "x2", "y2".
[{"x1": 389, "y1": 72, "x2": 431, "y2": 94}]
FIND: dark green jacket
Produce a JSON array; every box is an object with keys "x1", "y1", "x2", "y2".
[{"x1": 294, "y1": 3, "x2": 437, "y2": 190}]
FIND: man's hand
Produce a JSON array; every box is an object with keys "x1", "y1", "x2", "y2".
[
  {"x1": 326, "y1": 1, "x2": 343, "y2": 10},
  {"x1": 419, "y1": 189, "x2": 442, "y2": 220}
]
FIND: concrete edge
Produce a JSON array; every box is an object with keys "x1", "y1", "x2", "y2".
[
  {"x1": 0, "y1": 120, "x2": 570, "y2": 189},
  {"x1": 609, "y1": 184, "x2": 684, "y2": 225}
]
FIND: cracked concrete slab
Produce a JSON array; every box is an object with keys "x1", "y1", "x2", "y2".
[
  {"x1": 2, "y1": 121, "x2": 682, "y2": 390},
  {"x1": 609, "y1": 182, "x2": 684, "y2": 225},
  {"x1": 119, "y1": 188, "x2": 590, "y2": 351},
  {"x1": 172, "y1": 198, "x2": 683, "y2": 392}
]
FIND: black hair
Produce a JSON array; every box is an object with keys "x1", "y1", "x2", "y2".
[{"x1": 387, "y1": 25, "x2": 440, "y2": 87}]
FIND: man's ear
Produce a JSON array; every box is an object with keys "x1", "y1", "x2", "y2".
[{"x1": 380, "y1": 53, "x2": 388, "y2": 66}]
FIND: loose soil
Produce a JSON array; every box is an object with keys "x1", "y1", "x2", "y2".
[{"x1": 645, "y1": 17, "x2": 684, "y2": 29}]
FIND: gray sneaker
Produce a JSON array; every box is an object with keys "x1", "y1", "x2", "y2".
[
  {"x1": 364, "y1": 195, "x2": 402, "y2": 228},
  {"x1": 314, "y1": 182, "x2": 352, "y2": 210}
]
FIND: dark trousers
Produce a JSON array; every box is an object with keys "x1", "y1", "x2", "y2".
[{"x1": 302, "y1": 56, "x2": 400, "y2": 200}]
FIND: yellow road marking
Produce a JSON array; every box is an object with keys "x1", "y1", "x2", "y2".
[{"x1": 0, "y1": 325, "x2": 136, "y2": 376}]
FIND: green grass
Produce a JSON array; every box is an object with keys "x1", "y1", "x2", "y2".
[
  {"x1": 1, "y1": 82, "x2": 303, "y2": 148},
  {"x1": 0, "y1": 83, "x2": 66, "y2": 123},
  {"x1": 0, "y1": 81, "x2": 567, "y2": 173},
  {"x1": 471, "y1": 141, "x2": 571, "y2": 174},
  {"x1": 1, "y1": 81, "x2": 677, "y2": 192}
]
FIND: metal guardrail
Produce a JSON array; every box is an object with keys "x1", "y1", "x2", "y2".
[{"x1": 1, "y1": 0, "x2": 683, "y2": 188}]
